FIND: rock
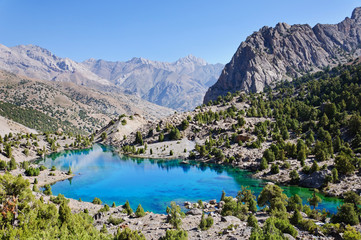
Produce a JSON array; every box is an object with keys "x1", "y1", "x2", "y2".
[
  {"x1": 218, "y1": 201, "x2": 225, "y2": 208},
  {"x1": 209, "y1": 199, "x2": 217, "y2": 205},
  {"x1": 221, "y1": 216, "x2": 241, "y2": 223},
  {"x1": 203, "y1": 7, "x2": 361, "y2": 103},
  {"x1": 186, "y1": 208, "x2": 203, "y2": 216},
  {"x1": 283, "y1": 233, "x2": 295, "y2": 240},
  {"x1": 299, "y1": 170, "x2": 329, "y2": 188}
]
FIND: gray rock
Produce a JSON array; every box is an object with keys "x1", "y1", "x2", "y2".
[
  {"x1": 209, "y1": 199, "x2": 217, "y2": 204},
  {"x1": 204, "y1": 7, "x2": 361, "y2": 103},
  {"x1": 299, "y1": 170, "x2": 329, "y2": 188},
  {"x1": 283, "y1": 233, "x2": 295, "y2": 240},
  {"x1": 186, "y1": 208, "x2": 203, "y2": 216}
]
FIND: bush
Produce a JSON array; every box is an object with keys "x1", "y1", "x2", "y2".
[
  {"x1": 108, "y1": 215, "x2": 124, "y2": 225},
  {"x1": 99, "y1": 204, "x2": 110, "y2": 213},
  {"x1": 259, "y1": 158, "x2": 268, "y2": 170},
  {"x1": 135, "y1": 204, "x2": 145, "y2": 217},
  {"x1": 332, "y1": 203, "x2": 359, "y2": 225},
  {"x1": 270, "y1": 164, "x2": 279, "y2": 174},
  {"x1": 247, "y1": 214, "x2": 258, "y2": 228},
  {"x1": 114, "y1": 227, "x2": 145, "y2": 240},
  {"x1": 43, "y1": 184, "x2": 52, "y2": 195},
  {"x1": 92, "y1": 197, "x2": 102, "y2": 205},
  {"x1": 159, "y1": 229, "x2": 188, "y2": 240},
  {"x1": 343, "y1": 225, "x2": 361, "y2": 240},
  {"x1": 123, "y1": 200, "x2": 133, "y2": 215},
  {"x1": 199, "y1": 213, "x2": 213, "y2": 230},
  {"x1": 25, "y1": 167, "x2": 40, "y2": 176}
]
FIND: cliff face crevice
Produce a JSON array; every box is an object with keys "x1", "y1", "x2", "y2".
[{"x1": 204, "y1": 7, "x2": 361, "y2": 103}]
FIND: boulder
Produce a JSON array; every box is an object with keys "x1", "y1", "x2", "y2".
[
  {"x1": 186, "y1": 208, "x2": 203, "y2": 216},
  {"x1": 299, "y1": 170, "x2": 329, "y2": 188}
]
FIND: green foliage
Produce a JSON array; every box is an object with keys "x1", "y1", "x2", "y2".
[
  {"x1": 257, "y1": 184, "x2": 288, "y2": 211},
  {"x1": 123, "y1": 200, "x2": 133, "y2": 215},
  {"x1": 169, "y1": 127, "x2": 181, "y2": 140},
  {"x1": 135, "y1": 204, "x2": 146, "y2": 217},
  {"x1": 0, "y1": 174, "x2": 108, "y2": 239},
  {"x1": 332, "y1": 203, "x2": 359, "y2": 225},
  {"x1": 25, "y1": 167, "x2": 40, "y2": 176},
  {"x1": 108, "y1": 215, "x2": 124, "y2": 225},
  {"x1": 247, "y1": 214, "x2": 259, "y2": 228},
  {"x1": 135, "y1": 131, "x2": 144, "y2": 145},
  {"x1": 335, "y1": 151, "x2": 355, "y2": 175},
  {"x1": 101, "y1": 132, "x2": 107, "y2": 141},
  {"x1": 168, "y1": 201, "x2": 184, "y2": 229},
  {"x1": 92, "y1": 197, "x2": 102, "y2": 205},
  {"x1": 343, "y1": 225, "x2": 361, "y2": 240},
  {"x1": 290, "y1": 209, "x2": 303, "y2": 225},
  {"x1": 289, "y1": 170, "x2": 300, "y2": 184},
  {"x1": 199, "y1": 213, "x2": 213, "y2": 230},
  {"x1": 270, "y1": 164, "x2": 279, "y2": 174},
  {"x1": 114, "y1": 227, "x2": 145, "y2": 240},
  {"x1": 307, "y1": 190, "x2": 322, "y2": 209},
  {"x1": 159, "y1": 132, "x2": 164, "y2": 142},
  {"x1": 159, "y1": 229, "x2": 188, "y2": 240},
  {"x1": 43, "y1": 184, "x2": 52, "y2": 195}
]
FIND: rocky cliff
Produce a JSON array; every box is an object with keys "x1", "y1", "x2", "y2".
[{"x1": 204, "y1": 7, "x2": 361, "y2": 103}]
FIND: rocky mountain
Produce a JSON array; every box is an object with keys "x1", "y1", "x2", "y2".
[
  {"x1": 0, "y1": 44, "x2": 223, "y2": 111},
  {"x1": 0, "y1": 70, "x2": 172, "y2": 133},
  {"x1": 82, "y1": 55, "x2": 223, "y2": 111},
  {"x1": 204, "y1": 7, "x2": 361, "y2": 103}
]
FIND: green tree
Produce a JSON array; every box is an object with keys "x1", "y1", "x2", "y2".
[
  {"x1": 58, "y1": 201, "x2": 71, "y2": 224},
  {"x1": 290, "y1": 209, "x2": 303, "y2": 225},
  {"x1": 307, "y1": 190, "x2": 322, "y2": 210},
  {"x1": 135, "y1": 204, "x2": 145, "y2": 217},
  {"x1": 259, "y1": 158, "x2": 268, "y2": 170},
  {"x1": 289, "y1": 170, "x2": 300, "y2": 184},
  {"x1": 92, "y1": 197, "x2": 102, "y2": 204},
  {"x1": 159, "y1": 229, "x2": 188, "y2": 240},
  {"x1": 135, "y1": 131, "x2": 144, "y2": 145},
  {"x1": 335, "y1": 151, "x2": 355, "y2": 175},
  {"x1": 168, "y1": 201, "x2": 183, "y2": 229},
  {"x1": 114, "y1": 227, "x2": 145, "y2": 240},
  {"x1": 332, "y1": 203, "x2": 360, "y2": 225},
  {"x1": 123, "y1": 200, "x2": 133, "y2": 215},
  {"x1": 257, "y1": 184, "x2": 287, "y2": 211},
  {"x1": 43, "y1": 184, "x2": 52, "y2": 195}
]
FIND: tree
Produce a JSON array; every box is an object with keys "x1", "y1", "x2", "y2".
[
  {"x1": 123, "y1": 200, "x2": 133, "y2": 215},
  {"x1": 169, "y1": 128, "x2": 181, "y2": 140},
  {"x1": 135, "y1": 131, "x2": 143, "y2": 145},
  {"x1": 92, "y1": 197, "x2": 102, "y2": 204},
  {"x1": 199, "y1": 213, "x2": 213, "y2": 230},
  {"x1": 259, "y1": 158, "x2": 268, "y2": 170},
  {"x1": 332, "y1": 168, "x2": 339, "y2": 183},
  {"x1": 290, "y1": 209, "x2": 303, "y2": 225},
  {"x1": 344, "y1": 191, "x2": 361, "y2": 210},
  {"x1": 4, "y1": 144, "x2": 12, "y2": 158},
  {"x1": 287, "y1": 194, "x2": 302, "y2": 212},
  {"x1": 181, "y1": 119, "x2": 189, "y2": 130},
  {"x1": 332, "y1": 203, "x2": 359, "y2": 225},
  {"x1": 307, "y1": 190, "x2": 322, "y2": 210},
  {"x1": 247, "y1": 214, "x2": 259, "y2": 228},
  {"x1": 59, "y1": 201, "x2": 71, "y2": 224},
  {"x1": 270, "y1": 164, "x2": 279, "y2": 174},
  {"x1": 159, "y1": 133, "x2": 164, "y2": 142},
  {"x1": 159, "y1": 229, "x2": 188, "y2": 240},
  {"x1": 289, "y1": 170, "x2": 300, "y2": 184},
  {"x1": 114, "y1": 227, "x2": 146, "y2": 240},
  {"x1": 100, "y1": 132, "x2": 107, "y2": 141},
  {"x1": 263, "y1": 149, "x2": 275, "y2": 163},
  {"x1": 343, "y1": 225, "x2": 361, "y2": 240},
  {"x1": 43, "y1": 184, "x2": 52, "y2": 195},
  {"x1": 220, "y1": 190, "x2": 226, "y2": 202},
  {"x1": 168, "y1": 201, "x2": 183, "y2": 229},
  {"x1": 335, "y1": 151, "x2": 355, "y2": 175},
  {"x1": 135, "y1": 204, "x2": 145, "y2": 217},
  {"x1": 257, "y1": 184, "x2": 287, "y2": 210}
]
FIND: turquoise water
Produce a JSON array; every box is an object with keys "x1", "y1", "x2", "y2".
[{"x1": 37, "y1": 144, "x2": 342, "y2": 214}]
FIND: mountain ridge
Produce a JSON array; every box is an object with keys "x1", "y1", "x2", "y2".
[{"x1": 203, "y1": 7, "x2": 361, "y2": 103}]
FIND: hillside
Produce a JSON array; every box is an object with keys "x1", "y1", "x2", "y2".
[
  {"x1": 0, "y1": 70, "x2": 172, "y2": 133},
  {"x1": 204, "y1": 7, "x2": 361, "y2": 103},
  {"x1": 0, "y1": 43, "x2": 223, "y2": 111},
  {"x1": 100, "y1": 59, "x2": 361, "y2": 198}
]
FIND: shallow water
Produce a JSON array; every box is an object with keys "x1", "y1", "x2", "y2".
[{"x1": 37, "y1": 144, "x2": 342, "y2": 214}]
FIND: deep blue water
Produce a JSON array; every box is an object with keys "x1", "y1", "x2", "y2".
[{"x1": 37, "y1": 144, "x2": 342, "y2": 214}]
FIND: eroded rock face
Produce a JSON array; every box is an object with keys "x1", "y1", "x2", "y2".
[{"x1": 204, "y1": 7, "x2": 361, "y2": 103}]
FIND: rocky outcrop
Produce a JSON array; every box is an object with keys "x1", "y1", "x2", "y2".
[{"x1": 204, "y1": 7, "x2": 361, "y2": 103}]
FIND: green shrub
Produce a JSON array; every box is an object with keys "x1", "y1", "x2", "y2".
[
  {"x1": 135, "y1": 204, "x2": 145, "y2": 217},
  {"x1": 92, "y1": 197, "x2": 102, "y2": 205}
]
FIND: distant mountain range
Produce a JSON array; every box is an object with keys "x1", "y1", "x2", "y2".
[
  {"x1": 0, "y1": 44, "x2": 223, "y2": 111},
  {"x1": 204, "y1": 7, "x2": 361, "y2": 103}
]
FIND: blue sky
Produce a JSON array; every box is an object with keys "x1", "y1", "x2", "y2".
[{"x1": 0, "y1": 0, "x2": 359, "y2": 64}]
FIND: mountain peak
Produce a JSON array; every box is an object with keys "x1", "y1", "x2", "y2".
[
  {"x1": 176, "y1": 54, "x2": 207, "y2": 65},
  {"x1": 351, "y1": 7, "x2": 361, "y2": 22}
]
